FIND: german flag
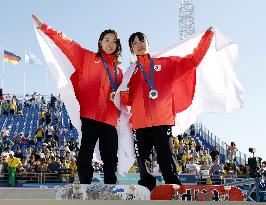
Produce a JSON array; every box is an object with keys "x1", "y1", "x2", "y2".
[{"x1": 3, "y1": 50, "x2": 21, "y2": 65}]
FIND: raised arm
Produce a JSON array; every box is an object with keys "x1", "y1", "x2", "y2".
[
  {"x1": 170, "y1": 27, "x2": 214, "y2": 79},
  {"x1": 32, "y1": 15, "x2": 85, "y2": 71}
]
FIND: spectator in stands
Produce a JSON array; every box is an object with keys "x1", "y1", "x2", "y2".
[
  {"x1": 5, "y1": 93, "x2": 11, "y2": 101},
  {"x1": 238, "y1": 164, "x2": 248, "y2": 178},
  {"x1": 14, "y1": 148, "x2": 23, "y2": 160},
  {"x1": 69, "y1": 119, "x2": 73, "y2": 131},
  {"x1": 190, "y1": 124, "x2": 196, "y2": 137},
  {"x1": 185, "y1": 157, "x2": 200, "y2": 175},
  {"x1": 177, "y1": 160, "x2": 185, "y2": 174},
  {"x1": 0, "y1": 155, "x2": 8, "y2": 176},
  {"x1": 195, "y1": 137, "x2": 202, "y2": 152},
  {"x1": 36, "y1": 158, "x2": 48, "y2": 173},
  {"x1": 200, "y1": 159, "x2": 211, "y2": 179},
  {"x1": 210, "y1": 158, "x2": 224, "y2": 177},
  {"x1": 31, "y1": 92, "x2": 37, "y2": 105},
  {"x1": 45, "y1": 135, "x2": 57, "y2": 147},
  {"x1": 28, "y1": 134, "x2": 36, "y2": 148},
  {"x1": 227, "y1": 142, "x2": 238, "y2": 164},
  {"x1": 2, "y1": 126, "x2": 11, "y2": 138},
  {"x1": 190, "y1": 138, "x2": 197, "y2": 151},
  {"x1": 60, "y1": 127, "x2": 68, "y2": 143},
  {"x1": 258, "y1": 161, "x2": 266, "y2": 183},
  {"x1": 45, "y1": 124, "x2": 54, "y2": 140},
  {"x1": 67, "y1": 138, "x2": 77, "y2": 152},
  {"x1": 54, "y1": 109, "x2": 59, "y2": 125},
  {"x1": 59, "y1": 139, "x2": 68, "y2": 157},
  {"x1": 7, "y1": 151, "x2": 21, "y2": 186},
  {"x1": 200, "y1": 148, "x2": 212, "y2": 165},
  {"x1": 23, "y1": 148, "x2": 32, "y2": 160},
  {"x1": 183, "y1": 133, "x2": 190, "y2": 146},
  {"x1": 1, "y1": 147, "x2": 10, "y2": 159},
  {"x1": 17, "y1": 106, "x2": 23, "y2": 117},
  {"x1": 24, "y1": 94, "x2": 30, "y2": 107},
  {"x1": 20, "y1": 136, "x2": 29, "y2": 151},
  {"x1": 181, "y1": 148, "x2": 192, "y2": 164},
  {"x1": 210, "y1": 145, "x2": 220, "y2": 162},
  {"x1": 0, "y1": 100, "x2": 2, "y2": 115},
  {"x1": 191, "y1": 148, "x2": 199, "y2": 159},
  {"x1": 0, "y1": 136, "x2": 3, "y2": 154},
  {"x1": 39, "y1": 109, "x2": 46, "y2": 125},
  {"x1": 61, "y1": 157, "x2": 70, "y2": 169},
  {"x1": 172, "y1": 137, "x2": 179, "y2": 159},
  {"x1": 20, "y1": 156, "x2": 28, "y2": 169},
  {"x1": 0, "y1": 88, "x2": 3, "y2": 102},
  {"x1": 47, "y1": 156, "x2": 60, "y2": 173},
  {"x1": 36, "y1": 125, "x2": 44, "y2": 143},
  {"x1": 45, "y1": 110, "x2": 51, "y2": 125},
  {"x1": 56, "y1": 94, "x2": 62, "y2": 108},
  {"x1": 50, "y1": 94, "x2": 57, "y2": 110},
  {"x1": 9, "y1": 96, "x2": 17, "y2": 115},
  {"x1": 225, "y1": 163, "x2": 239, "y2": 179},
  {"x1": 40, "y1": 96, "x2": 46, "y2": 108},
  {"x1": 2, "y1": 135, "x2": 14, "y2": 150},
  {"x1": 3, "y1": 101, "x2": 9, "y2": 115}
]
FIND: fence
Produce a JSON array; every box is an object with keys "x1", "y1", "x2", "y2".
[{"x1": 195, "y1": 123, "x2": 248, "y2": 165}]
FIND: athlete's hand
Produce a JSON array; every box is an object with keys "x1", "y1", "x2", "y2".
[
  {"x1": 32, "y1": 15, "x2": 43, "y2": 29},
  {"x1": 207, "y1": 26, "x2": 214, "y2": 33}
]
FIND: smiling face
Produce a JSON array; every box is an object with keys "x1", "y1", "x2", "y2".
[
  {"x1": 129, "y1": 32, "x2": 149, "y2": 56},
  {"x1": 131, "y1": 36, "x2": 148, "y2": 55},
  {"x1": 99, "y1": 33, "x2": 118, "y2": 55}
]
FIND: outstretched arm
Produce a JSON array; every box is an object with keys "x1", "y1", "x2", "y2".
[
  {"x1": 32, "y1": 15, "x2": 85, "y2": 71},
  {"x1": 171, "y1": 27, "x2": 214, "y2": 79}
]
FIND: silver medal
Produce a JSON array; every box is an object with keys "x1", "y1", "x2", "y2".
[{"x1": 148, "y1": 89, "x2": 158, "y2": 99}]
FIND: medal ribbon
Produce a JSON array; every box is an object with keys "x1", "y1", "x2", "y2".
[
  {"x1": 136, "y1": 57, "x2": 156, "y2": 91},
  {"x1": 99, "y1": 54, "x2": 118, "y2": 93}
]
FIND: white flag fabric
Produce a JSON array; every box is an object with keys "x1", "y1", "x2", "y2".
[
  {"x1": 34, "y1": 27, "x2": 135, "y2": 175},
  {"x1": 116, "y1": 28, "x2": 244, "y2": 136},
  {"x1": 25, "y1": 51, "x2": 42, "y2": 65}
]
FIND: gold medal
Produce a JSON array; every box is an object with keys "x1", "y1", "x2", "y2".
[{"x1": 110, "y1": 92, "x2": 115, "y2": 101}]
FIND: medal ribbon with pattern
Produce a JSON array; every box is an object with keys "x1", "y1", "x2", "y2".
[
  {"x1": 99, "y1": 54, "x2": 118, "y2": 101},
  {"x1": 136, "y1": 57, "x2": 158, "y2": 99}
]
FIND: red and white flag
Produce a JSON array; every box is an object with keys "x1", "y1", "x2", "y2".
[
  {"x1": 115, "y1": 28, "x2": 244, "y2": 136},
  {"x1": 34, "y1": 27, "x2": 135, "y2": 175}
]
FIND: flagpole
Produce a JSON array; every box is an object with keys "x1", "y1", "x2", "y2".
[
  {"x1": 2, "y1": 50, "x2": 4, "y2": 90},
  {"x1": 45, "y1": 63, "x2": 47, "y2": 91},
  {"x1": 45, "y1": 62, "x2": 48, "y2": 100},
  {"x1": 24, "y1": 49, "x2": 26, "y2": 99}
]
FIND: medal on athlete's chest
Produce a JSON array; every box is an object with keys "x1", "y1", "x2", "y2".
[
  {"x1": 99, "y1": 54, "x2": 118, "y2": 102},
  {"x1": 137, "y1": 59, "x2": 159, "y2": 100},
  {"x1": 109, "y1": 92, "x2": 115, "y2": 101}
]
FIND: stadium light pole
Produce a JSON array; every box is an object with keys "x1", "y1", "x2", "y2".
[{"x1": 179, "y1": 0, "x2": 195, "y2": 40}]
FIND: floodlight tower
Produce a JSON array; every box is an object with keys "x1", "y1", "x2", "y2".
[{"x1": 179, "y1": 0, "x2": 195, "y2": 40}]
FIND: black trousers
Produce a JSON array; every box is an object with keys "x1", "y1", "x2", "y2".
[
  {"x1": 77, "y1": 118, "x2": 118, "y2": 184},
  {"x1": 134, "y1": 125, "x2": 181, "y2": 191}
]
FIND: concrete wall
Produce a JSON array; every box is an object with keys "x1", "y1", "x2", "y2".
[{"x1": 0, "y1": 188, "x2": 56, "y2": 199}]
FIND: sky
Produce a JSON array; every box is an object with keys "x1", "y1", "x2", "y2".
[{"x1": 1, "y1": 0, "x2": 266, "y2": 160}]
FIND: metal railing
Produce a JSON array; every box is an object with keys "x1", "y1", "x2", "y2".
[
  {"x1": 0, "y1": 172, "x2": 75, "y2": 184},
  {"x1": 195, "y1": 123, "x2": 248, "y2": 165}
]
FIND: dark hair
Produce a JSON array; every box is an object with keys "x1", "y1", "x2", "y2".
[
  {"x1": 128, "y1": 32, "x2": 149, "y2": 54},
  {"x1": 96, "y1": 29, "x2": 122, "y2": 63}
]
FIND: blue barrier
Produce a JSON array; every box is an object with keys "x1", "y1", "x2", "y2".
[{"x1": 21, "y1": 173, "x2": 197, "y2": 188}]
